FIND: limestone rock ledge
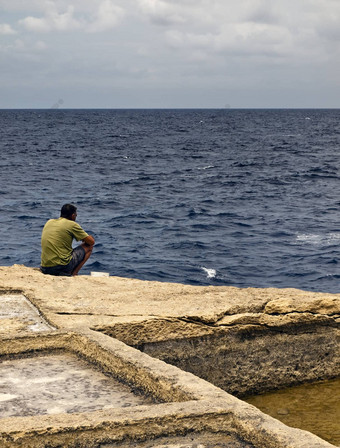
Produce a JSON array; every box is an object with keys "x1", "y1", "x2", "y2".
[
  {"x1": 1, "y1": 264, "x2": 339, "y2": 330},
  {"x1": 0, "y1": 265, "x2": 339, "y2": 448}
]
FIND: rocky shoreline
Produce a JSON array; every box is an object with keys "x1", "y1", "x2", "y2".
[{"x1": 0, "y1": 265, "x2": 339, "y2": 447}]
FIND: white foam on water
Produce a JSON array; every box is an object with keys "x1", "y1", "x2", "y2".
[
  {"x1": 296, "y1": 234, "x2": 323, "y2": 244},
  {"x1": 197, "y1": 165, "x2": 215, "y2": 170},
  {"x1": 296, "y1": 233, "x2": 340, "y2": 246},
  {"x1": 201, "y1": 267, "x2": 217, "y2": 279}
]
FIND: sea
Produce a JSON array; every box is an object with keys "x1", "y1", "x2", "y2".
[{"x1": 1, "y1": 108, "x2": 340, "y2": 293}]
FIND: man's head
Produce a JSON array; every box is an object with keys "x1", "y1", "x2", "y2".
[{"x1": 60, "y1": 203, "x2": 77, "y2": 221}]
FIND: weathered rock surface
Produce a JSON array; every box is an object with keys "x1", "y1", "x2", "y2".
[
  {"x1": 1, "y1": 265, "x2": 339, "y2": 330},
  {"x1": 265, "y1": 297, "x2": 340, "y2": 315},
  {"x1": 0, "y1": 265, "x2": 339, "y2": 448}
]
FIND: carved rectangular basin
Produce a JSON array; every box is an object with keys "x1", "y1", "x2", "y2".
[{"x1": 0, "y1": 353, "x2": 153, "y2": 418}]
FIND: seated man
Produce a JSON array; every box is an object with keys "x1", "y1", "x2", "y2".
[{"x1": 40, "y1": 203, "x2": 95, "y2": 276}]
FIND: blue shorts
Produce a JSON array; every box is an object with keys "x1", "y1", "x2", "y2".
[{"x1": 41, "y1": 246, "x2": 85, "y2": 276}]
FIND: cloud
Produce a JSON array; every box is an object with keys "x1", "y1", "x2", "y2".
[
  {"x1": 246, "y1": 1, "x2": 280, "y2": 25},
  {"x1": 1, "y1": 0, "x2": 340, "y2": 108},
  {"x1": 149, "y1": 0, "x2": 340, "y2": 66},
  {"x1": 310, "y1": 3, "x2": 340, "y2": 44},
  {"x1": 137, "y1": 0, "x2": 186, "y2": 26},
  {"x1": 19, "y1": 2, "x2": 82, "y2": 32},
  {"x1": 165, "y1": 23, "x2": 294, "y2": 63},
  {"x1": 87, "y1": 0, "x2": 125, "y2": 33},
  {"x1": 34, "y1": 40, "x2": 48, "y2": 51},
  {"x1": 0, "y1": 37, "x2": 48, "y2": 66},
  {"x1": 0, "y1": 23, "x2": 17, "y2": 35},
  {"x1": 18, "y1": 0, "x2": 124, "y2": 33},
  {"x1": 19, "y1": 16, "x2": 52, "y2": 32}
]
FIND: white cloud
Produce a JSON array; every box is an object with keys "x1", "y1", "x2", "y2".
[
  {"x1": 18, "y1": 0, "x2": 124, "y2": 33},
  {"x1": 166, "y1": 23, "x2": 294, "y2": 62},
  {"x1": 87, "y1": 0, "x2": 125, "y2": 33},
  {"x1": 19, "y1": 2, "x2": 82, "y2": 32},
  {"x1": 19, "y1": 16, "x2": 51, "y2": 32},
  {"x1": 137, "y1": 0, "x2": 186, "y2": 25},
  {"x1": 151, "y1": 0, "x2": 340, "y2": 66},
  {"x1": 0, "y1": 23, "x2": 17, "y2": 35}
]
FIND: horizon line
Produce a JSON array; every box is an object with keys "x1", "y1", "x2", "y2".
[{"x1": 1, "y1": 107, "x2": 339, "y2": 111}]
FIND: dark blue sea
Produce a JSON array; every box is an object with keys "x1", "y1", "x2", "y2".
[{"x1": 1, "y1": 109, "x2": 340, "y2": 292}]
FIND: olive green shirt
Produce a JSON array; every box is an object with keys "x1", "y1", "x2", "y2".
[{"x1": 41, "y1": 218, "x2": 89, "y2": 267}]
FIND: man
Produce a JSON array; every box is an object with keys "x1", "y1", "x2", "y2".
[{"x1": 41, "y1": 203, "x2": 95, "y2": 276}]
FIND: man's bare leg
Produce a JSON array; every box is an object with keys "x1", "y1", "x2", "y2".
[{"x1": 72, "y1": 243, "x2": 94, "y2": 276}]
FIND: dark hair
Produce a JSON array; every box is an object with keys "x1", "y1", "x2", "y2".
[{"x1": 60, "y1": 203, "x2": 77, "y2": 219}]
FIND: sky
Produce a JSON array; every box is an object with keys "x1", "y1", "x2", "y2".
[{"x1": 0, "y1": 0, "x2": 340, "y2": 108}]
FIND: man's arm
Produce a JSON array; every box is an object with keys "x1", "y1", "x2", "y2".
[{"x1": 83, "y1": 235, "x2": 95, "y2": 246}]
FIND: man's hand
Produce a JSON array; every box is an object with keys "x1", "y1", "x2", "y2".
[{"x1": 83, "y1": 235, "x2": 95, "y2": 246}]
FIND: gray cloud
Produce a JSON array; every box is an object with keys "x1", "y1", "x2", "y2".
[{"x1": 0, "y1": 0, "x2": 339, "y2": 108}]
